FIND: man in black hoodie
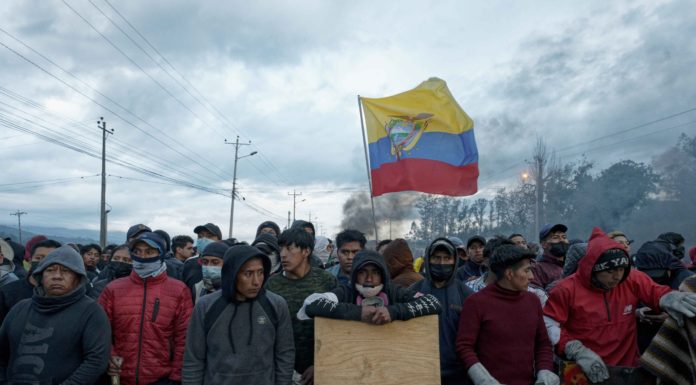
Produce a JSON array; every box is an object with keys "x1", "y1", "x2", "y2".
[
  {"x1": 183, "y1": 244, "x2": 294, "y2": 385},
  {"x1": 0, "y1": 245, "x2": 111, "y2": 384},
  {"x1": 410, "y1": 238, "x2": 473, "y2": 385}
]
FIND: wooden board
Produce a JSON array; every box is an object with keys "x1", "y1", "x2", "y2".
[
  {"x1": 314, "y1": 315, "x2": 441, "y2": 385},
  {"x1": 560, "y1": 361, "x2": 656, "y2": 385}
]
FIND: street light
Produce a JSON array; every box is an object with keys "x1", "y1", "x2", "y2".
[{"x1": 229, "y1": 148, "x2": 258, "y2": 238}]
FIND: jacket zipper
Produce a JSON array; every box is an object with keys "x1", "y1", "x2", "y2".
[
  {"x1": 135, "y1": 279, "x2": 148, "y2": 385},
  {"x1": 603, "y1": 292, "x2": 611, "y2": 321}
]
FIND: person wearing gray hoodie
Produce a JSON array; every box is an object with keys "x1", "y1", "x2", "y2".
[
  {"x1": 0, "y1": 245, "x2": 111, "y2": 384},
  {"x1": 182, "y1": 244, "x2": 295, "y2": 385},
  {"x1": 0, "y1": 239, "x2": 18, "y2": 288}
]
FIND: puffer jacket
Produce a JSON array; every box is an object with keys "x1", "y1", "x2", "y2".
[
  {"x1": 544, "y1": 227, "x2": 671, "y2": 367},
  {"x1": 99, "y1": 270, "x2": 193, "y2": 385}
]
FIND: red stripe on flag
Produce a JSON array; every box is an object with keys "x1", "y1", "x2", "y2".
[{"x1": 370, "y1": 159, "x2": 479, "y2": 197}]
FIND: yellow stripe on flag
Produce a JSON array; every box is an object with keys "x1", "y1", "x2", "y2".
[{"x1": 361, "y1": 78, "x2": 474, "y2": 144}]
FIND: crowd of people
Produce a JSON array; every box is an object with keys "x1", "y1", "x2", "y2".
[{"x1": 1, "y1": 218, "x2": 695, "y2": 385}]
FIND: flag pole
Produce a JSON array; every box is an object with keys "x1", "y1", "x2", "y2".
[{"x1": 357, "y1": 95, "x2": 379, "y2": 242}]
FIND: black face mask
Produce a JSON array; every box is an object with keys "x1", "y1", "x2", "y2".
[
  {"x1": 674, "y1": 246, "x2": 685, "y2": 259},
  {"x1": 30, "y1": 261, "x2": 40, "y2": 273},
  {"x1": 430, "y1": 263, "x2": 455, "y2": 281},
  {"x1": 549, "y1": 242, "x2": 570, "y2": 258},
  {"x1": 109, "y1": 261, "x2": 133, "y2": 278}
]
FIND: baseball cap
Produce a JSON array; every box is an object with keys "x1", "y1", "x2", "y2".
[
  {"x1": 127, "y1": 224, "x2": 151, "y2": 240},
  {"x1": 466, "y1": 235, "x2": 486, "y2": 248},
  {"x1": 539, "y1": 223, "x2": 568, "y2": 241},
  {"x1": 194, "y1": 223, "x2": 223, "y2": 240},
  {"x1": 130, "y1": 232, "x2": 166, "y2": 256}
]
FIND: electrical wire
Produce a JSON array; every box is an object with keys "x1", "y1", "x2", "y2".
[{"x1": 0, "y1": 29, "x2": 232, "y2": 183}]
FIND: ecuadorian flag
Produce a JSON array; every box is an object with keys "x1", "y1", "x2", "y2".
[{"x1": 361, "y1": 78, "x2": 479, "y2": 197}]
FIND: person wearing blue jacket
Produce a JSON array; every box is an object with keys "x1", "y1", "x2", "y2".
[{"x1": 410, "y1": 237, "x2": 473, "y2": 385}]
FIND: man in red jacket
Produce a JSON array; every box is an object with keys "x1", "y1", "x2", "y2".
[
  {"x1": 99, "y1": 231, "x2": 193, "y2": 385},
  {"x1": 544, "y1": 227, "x2": 696, "y2": 383}
]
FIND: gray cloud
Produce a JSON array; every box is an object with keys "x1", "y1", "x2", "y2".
[{"x1": 2, "y1": 0, "x2": 695, "y2": 241}]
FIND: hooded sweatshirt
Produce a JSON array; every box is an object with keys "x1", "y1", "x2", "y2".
[
  {"x1": 305, "y1": 250, "x2": 442, "y2": 322},
  {"x1": 544, "y1": 227, "x2": 672, "y2": 366},
  {"x1": 0, "y1": 245, "x2": 111, "y2": 385},
  {"x1": 183, "y1": 245, "x2": 294, "y2": 385},
  {"x1": 0, "y1": 259, "x2": 17, "y2": 288},
  {"x1": 0, "y1": 239, "x2": 18, "y2": 288},
  {"x1": 410, "y1": 238, "x2": 472, "y2": 383},
  {"x1": 256, "y1": 221, "x2": 281, "y2": 238},
  {"x1": 634, "y1": 238, "x2": 693, "y2": 289},
  {"x1": 383, "y1": 238, "x2": 423, "y2": 288}
]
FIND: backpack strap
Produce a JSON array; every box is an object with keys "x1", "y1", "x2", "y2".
[
  {"x1": 203, "y1": 293, "x2": 278, "y2": 335},
  {"x1": 256, "y1": 293, "x2": 278, "y2": 328},
  {"x1": 203, "y1": 296, "x2": 229, "y2": 336}
]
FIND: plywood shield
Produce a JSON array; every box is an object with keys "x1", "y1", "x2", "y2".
[{"x1": 314, "y1": 315, "x2": 440, "y2": 385}]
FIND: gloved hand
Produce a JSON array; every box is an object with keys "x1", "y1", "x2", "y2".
[
  {"x1": 467, "y1": 363, "x2": 502, "y2": 385},
  {"x1": 564, "y1": 340, "x2": 609, "y2": 383},
  {"x1": 535, "y1": 369, "x2": 560, "y2": 385},
  {"x1": 659, "y1": 291, "x2": 696, "y2": 327}
]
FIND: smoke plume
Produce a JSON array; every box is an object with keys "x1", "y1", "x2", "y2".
[{"x1": 340, "y1": 191, "x2": 418, "y2": 239}]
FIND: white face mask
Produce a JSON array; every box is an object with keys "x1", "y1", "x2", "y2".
[{"x1": 355, "y1": 283, "x2": 384, "y2": 298}]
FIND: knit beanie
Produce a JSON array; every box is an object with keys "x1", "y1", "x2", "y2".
[{"x1": 593, "y1": 248, "x2": 630, "y2": 272}]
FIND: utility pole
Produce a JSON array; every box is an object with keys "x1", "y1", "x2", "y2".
[
  {"x1": 287, "y1": 211, "x2": 291, "y2": 230},
  {"x1": 98, "y1": 117, "x2": 114, "y2": 248},
  {"x1": 225, "y1": 136, "x2": 255, "y2": 238},
  {"x1": 10, "y1": 210, "x2": 27, "y2": 244},
  {"x1": 288, "y1": 189, "x2": 302, "y2": 222},
  {"x1": 308, "y1": 211, "x2": 312, "y2": 223}
]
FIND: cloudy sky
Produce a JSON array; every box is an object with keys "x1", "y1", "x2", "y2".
[{"x1": 1, "y1": 0, "x2": 694, "y2": 243}]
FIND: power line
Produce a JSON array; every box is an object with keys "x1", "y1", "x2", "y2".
[
  {"x1": 86, "y1": 0, "x2": 231, "y2": 140},
  {"x1": 478, "y1": 106, "x2": 696, "y2": 184},
  {"x1": 98, "y1": 0, "x2": 293, "y2": 186},
  {"x1": 0, "y1": 174, "x2": 100, "y2": 188},
  {"x1": 0, "y1": 86, "x2": 220, "y2": 187},
  {"x1": 0, "y1": 115, "x2": 228, "y2": 197},
  {"x1": 0, "y1": 29, "x2": 231, "y2": 183},
  {"x1": 557, "y1": 107, "x2": 696, "y2": 152}
]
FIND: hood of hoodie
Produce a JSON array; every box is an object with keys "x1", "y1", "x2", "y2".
[
  {"x1": 291, "y1": 220, "x2": 315, "y2": 236},
  {"x1": 221, "y1": 244, "x2": 271, "y2": 302},
  {"x1": 256, "y1": 221, "x2": 281, "y2": 237},
  {"x1": 382, "y1": 238, "x2": 415, "y2": 278},
  {"x1": 563, "y1": 242, "x2": 588, "y2": 277},
  {"x1": 577, "y1": 227, "x2": 630, "y2": 291},
  {"x1": 634, "y1": 239, "x2": 686, "y2": 271},
  {"x1": 313, "y1": 236, "x2": 331, "y2": 263},
  {"x1": 32, "y1": 245, "x2": 88, "y2": 283},
  {"x1": 349, "y1": 250, "x2": 390, "y2": 291},
  {"x1": 424, "y1": 237, "x2": 459, "y2": 285}
]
